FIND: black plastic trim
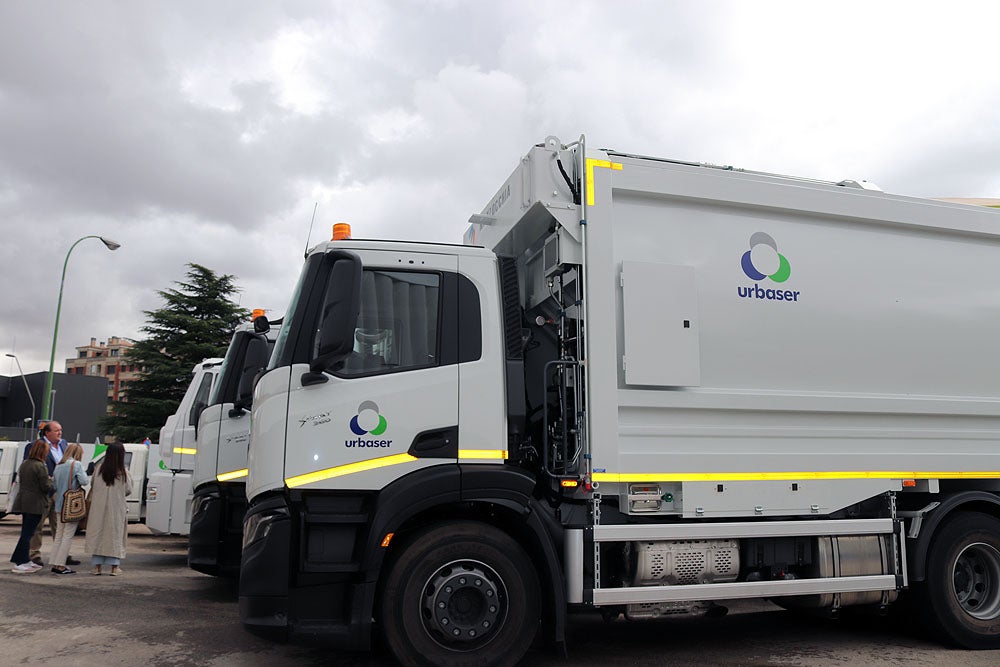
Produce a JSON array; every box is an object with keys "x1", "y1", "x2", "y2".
[
  {"x1": 189, "y1": 482, "x2": 247, "y2": 576},
  {"x1": 407, "y1": 425, "x2": 459, "y2": 459},
  {"x1": 239, "y1": 495, "x2": 292, "y2": 632}
]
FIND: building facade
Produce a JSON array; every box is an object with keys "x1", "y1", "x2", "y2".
[{"x1": 64, "y1": 336, "x2": 140, "y2": 405}]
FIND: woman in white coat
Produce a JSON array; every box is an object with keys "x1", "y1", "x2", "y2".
[{"x1": 84, "y1": 442, "x2": 131, "y2": 575}]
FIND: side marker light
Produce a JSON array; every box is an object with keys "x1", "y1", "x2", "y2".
[{"x1": 381, "y1": 532, "x2": 394, "y2": 548}]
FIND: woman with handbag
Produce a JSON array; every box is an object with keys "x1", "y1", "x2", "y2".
[
  {"x1": 50, "y1": 443, "x2": 89, "y2": 575},
  {"x1": 9, "y1": 439, "x2": 52, "y2": 574},
  {"x1": 84, "y1": 442, "x2": 131, "y2": 576}
]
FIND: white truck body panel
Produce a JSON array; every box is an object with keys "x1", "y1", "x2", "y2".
[
  {"x1": 0, "y1": 442, "x2": 27, "y2": 513},
  {"x1": 466, "y1": 142, "x2": 1000, "y2": 518},
  {"x1": 145, "y1": 470, "x2": 191, "y2": 534},
  {"x1": 158, "y1": 358, "x2": 223, "y2": 470}
]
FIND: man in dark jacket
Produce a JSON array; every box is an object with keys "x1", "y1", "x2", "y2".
[{"x1": 23, "y1": 421, "x2": 80, "y2": 565}]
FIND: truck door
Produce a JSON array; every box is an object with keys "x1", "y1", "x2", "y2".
[{"x1": 283, "y1": 252, "x2": 460, "y2": 491}]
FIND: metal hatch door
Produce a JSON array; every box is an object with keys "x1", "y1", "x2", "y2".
[{"x1": 621, "y1": 261, "x2": 701, "y2": 387}]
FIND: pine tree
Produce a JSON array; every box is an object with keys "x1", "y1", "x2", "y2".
[{"x1": 100, "y1": 263, "x2": 249, "y2": 442}]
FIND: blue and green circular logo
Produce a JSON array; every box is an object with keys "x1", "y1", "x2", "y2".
[
  {"x1": 741, "y1": 232, "x2": 790, "y2": 283},
  {"x1": 349, "y1": 400, "x2": 388, "y2": 436}
]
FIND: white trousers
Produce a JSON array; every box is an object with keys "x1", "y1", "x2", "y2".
[{"x1": 51, "y1": 520, "x2": 80, "y2": 567}]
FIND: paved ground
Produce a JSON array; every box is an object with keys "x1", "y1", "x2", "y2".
[{"x1": 2, "y1": 513, "x2": 999, "y2": 666}]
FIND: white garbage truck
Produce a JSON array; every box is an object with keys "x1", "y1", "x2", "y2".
[
  {"x1": 189, "y1": 315, "x2": 278, "y2": 575},
  {"x1": 4, "y1": 440, "x2": 147, "y2": 522},
  {"x1": 145, "y1": 357, "x2": 223, "y2": 535},
  {"x1": 238, "y1": 135, "x2": 1000, "y2": 665}
]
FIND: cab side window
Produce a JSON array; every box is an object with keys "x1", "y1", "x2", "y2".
[{"x1": 338, "y1": 270, "x2": 440, "y2": 377}]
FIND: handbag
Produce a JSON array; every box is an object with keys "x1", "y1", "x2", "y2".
[{"x1": 61, "y1": 461, "x2": 87, "y2": 523}]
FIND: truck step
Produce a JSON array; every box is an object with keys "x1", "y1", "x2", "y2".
[{"x1": 592, "y1": 574, "x2": 897, "y2": 605}]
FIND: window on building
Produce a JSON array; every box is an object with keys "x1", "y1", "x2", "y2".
[
  {"x1": 110, "y1": 349, "x2": 119, "y2": 357},
  {"x1": 107, "y1": 365, "x2": 115, "y2": 375},
  {"x1": 78, "y1": 351, "x2": 87, "y2": 358}
]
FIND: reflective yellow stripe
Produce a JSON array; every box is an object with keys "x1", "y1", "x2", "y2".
[
  {"x1": 591, "y1": 471, "x2": 1000, "y2": 483},
  {"x1": 172, "y1": 447, "x2": 197, "y2": 455},
  {"x1": 217, "y1": 468, "x2": 249, "y2": 482},
  {"x1": 458, "y1": 449, "x2": 508, "y2": 460},
  {"x1": 585, "y1": 158, "x2": 623, "y2": 206},
  {"x1": 284, "y1": 450, "x2": 509, "y2": 488},
  {"x1": 285, "y1": 453, "x2": 418, "y2": 488}
]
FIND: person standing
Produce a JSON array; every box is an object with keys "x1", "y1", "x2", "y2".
[
  {"x1": 24, "y1": 421, "x2": 79, "y2": 566},
  {"x1": 10, "y1": 440, "x2": 52, "y2": 573},
  {"x1": 85, "y1": 442, "x2": 131, "y2": 576},
  {"x1": 50, "y1": 443, "x2": 89, "y2": 575}
]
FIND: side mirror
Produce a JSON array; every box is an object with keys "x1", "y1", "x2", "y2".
[
  {"x1": 252, "y1": 314, "x2": 270, "y2": 334},
  {"x1": 310, "y1": 253, "x2": 362, "y2": 373},
  {"x1": 235, "y1": 337, "x2": 271, "y2": 409}
]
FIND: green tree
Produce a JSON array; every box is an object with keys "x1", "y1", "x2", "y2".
[{"x1": 100, "y1": 263, "x2": 249, "y2": 442}]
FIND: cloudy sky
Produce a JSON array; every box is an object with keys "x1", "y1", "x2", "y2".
[{"x1": 2, "y1": 1, "x2": 998, "y2": 377}]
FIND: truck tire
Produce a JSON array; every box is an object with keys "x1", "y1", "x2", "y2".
[
  {"x1": 379, "y1": 521, "x2": 540, "y2": 667},
  {"x1": 920, "y1": 511, "x2": 1000, "y2": 649}
]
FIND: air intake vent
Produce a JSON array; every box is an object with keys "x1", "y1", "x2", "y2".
[{"x1": 498, "y1": 256, "x2": 522, "y2": 360}]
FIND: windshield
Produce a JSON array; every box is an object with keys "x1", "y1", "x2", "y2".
[{"x1": 209, "y1": 332, "x2": 243, "y2": 404}]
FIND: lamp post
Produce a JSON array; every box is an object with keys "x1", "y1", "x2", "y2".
[
  {"x1": 41, "y1": 235, "x2": 121, "y2": 420},
  {"x1": 5, "y1": 353, "x2": 35, "y2": 439}
]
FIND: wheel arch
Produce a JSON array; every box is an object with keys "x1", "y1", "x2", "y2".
[
  {"x1": 909, "y1": 490, "x2": 1000, "y2": 582},
  {"x1": 361, "y1": 464, "x2": 566, "y2": 647}
]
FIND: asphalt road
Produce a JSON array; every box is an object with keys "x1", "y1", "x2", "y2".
[{"x1": 2, "y1": 514, "x2": 999, "y2": 666}]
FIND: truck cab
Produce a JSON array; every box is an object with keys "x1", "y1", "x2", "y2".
[
  {"x1": 189, "y1": 314, "x2": 278, "y2": 575},
  {"x1": 146, "y1": 358, "x2": 223, "y2": 535}
]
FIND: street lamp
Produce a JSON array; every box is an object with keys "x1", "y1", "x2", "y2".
[
  {"x1": 41, "y1": 235, "x2": 121, "y2": 420},
  {"x1": 5, "y1": 353, "x2": 35, "y2": 439}
]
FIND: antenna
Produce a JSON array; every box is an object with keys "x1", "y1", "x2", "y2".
[{"x1": 303, "y1": 202, "x2": 318, "y2": 259}]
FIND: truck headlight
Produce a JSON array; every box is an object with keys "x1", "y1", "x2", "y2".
[
  {"x1": 192, "y1": 492, "x2": 220, "y2": 519},
  {"x1": 243, "y1": 508, "x2": 288, "y2": 550}
]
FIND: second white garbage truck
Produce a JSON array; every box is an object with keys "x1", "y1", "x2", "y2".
[
  {"x1": 239, "y1": 135, "x2": 1000, "y2": 665},
  {"x1": 189, "y1": 314, "x2": 278, "y2": 575}
]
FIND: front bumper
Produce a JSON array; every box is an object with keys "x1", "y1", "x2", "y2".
[
  {"x1": 238, "y1": 493, "x2": 373, "y2": 649},
  {"x1": 189, "y1": 482, "x2": 248, "y2": 576}
]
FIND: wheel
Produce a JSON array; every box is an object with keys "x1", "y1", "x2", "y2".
[
  {"x1": 379, "y1": 521, "x2": 540, "y2": 667},
  {"x1": 920, "y1": 511, "x2": 1000, "y2": 649}
]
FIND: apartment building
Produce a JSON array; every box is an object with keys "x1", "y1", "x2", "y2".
[{"x1": 65, "y1": 336, "x2": 140, "y2": 405}]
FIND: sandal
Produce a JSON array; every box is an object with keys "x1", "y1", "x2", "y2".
[
  {"x1": 110, "y1": 566, "x2": 121, "y2": 576},
  {"x1": 92, "y1": 566, "x2": 102, "y2": 576}
]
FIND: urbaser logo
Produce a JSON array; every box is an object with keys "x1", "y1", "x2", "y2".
[
  {"x1": 738, "y1": 233, "x2": 800, "y2": 303},
  {"x1": 345, "y1": 401, "x2": 392, "y2": 448}
]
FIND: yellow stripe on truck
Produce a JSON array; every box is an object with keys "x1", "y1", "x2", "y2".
[
  {"x1": 585, "y1": 158, "x2": 623, "y2": 206},
  {"x1": 173, "y1": 447, "x2": 197, "y2": 455},
  {"x1": 285, "y1": 453, "x2": 418, "y2": 488},
  {"x1": 284, "y1": 450, "x2": 509, "y2": 488},
  {"x1": 217, "y1": 468, "x2": 249, "y2": 482},
  {"x1": 458, "y1": 449, "x2": 508, "y2": 460},
  {"x1": 591, "y1": 470, "x2": 1000, "y2": 483}
]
